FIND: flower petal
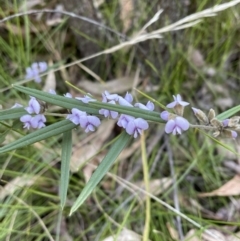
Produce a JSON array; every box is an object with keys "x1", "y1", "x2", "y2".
[
  {"x1": 175, "y1": 117, "x2": 189, "y2": 131},
  {"x1": 118, "y1": 96, "x2": 133, "y2": 107},
  {"x1": 165, "y1": 119, "x2": 175, "y2": 133},
  {"x1": 166, "y1": 101, "x2": 177, "y2": 108},
  {"x1": 135, "y1": 118, "x2": 149, "y2": 130},
  {"x1": 124, "y1": 92, "x2": 133, "y2": 103},
  {"x1": 126, "y1": 120, "x2": 135, "y2": 135},
  {"x1": 160, "y1": 111, "x2": 169, "y2": 121}
]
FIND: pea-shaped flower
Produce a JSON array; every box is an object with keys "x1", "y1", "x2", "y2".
[
  {"x1": 167, "y1": 94, "x2": 189, "y2": 116},
  {"x1": 25, "y1": 97, "x2": 41, "y2": 114},
  {"x1": 118, "y1": 92, "x2": 133, "y2": 107},
  {"x1": 126, "y1": 118, "x2": 149, "y2": 138},
  {"x1": 135, "y1": 101, "x2": 154, "y2": 111},
  {"x1": 117, "y1": 114, "x2": 135, "y2": 129},
  {"x1": 20, "y1": 115, "x2": 33, "y2": 130},
  {"x1": 99, "y1": 100, "x2": 118, "y2": 119},
  {"x1": 79, "y1": 115, "x2": 101, "y2": 133},
  {"x1": 31, "y1": 114, "x2": 46, "y2": 129},
  {"x1": 75, "y1": 94, "x2": 96, "y2": 103},
  {"x1": 25, "y1": 62, "x2": 48, "y2": 83},
  {"x1": 103, "y1": 91, "x2": 119, "y2": 102},
  {"x1": 66, "y1": 108, "x2": 87, "y2": 125},
  {"x1": 165, "y1": 116, "x2": 189, "y2": 135}
]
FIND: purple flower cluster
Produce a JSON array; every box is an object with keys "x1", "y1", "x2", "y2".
[
  {"x1": 160, "y1": 95, "x2": 190, "y2": 135},
  {"x1": 20, "y1": 97, "x2": 46, "y2": 129},
  {"x1": 98, "y1": 91, "x2": 151, "y2": 138},
  {"x1": 25, "y1": 62, "x2": 48, "y2": 83},
  {"x1": 66, "y1": 90, "x2": 151, "y2": 138},
  {"x1": 66, "y1": 108, "x2": 100, "y2": 133}
]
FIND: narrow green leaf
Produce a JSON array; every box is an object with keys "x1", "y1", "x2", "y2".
[
  {"x1": 70, "y1": 132, "x2": 131, "y2": 215},
  {"x1": 216, "y1": 105, "x2": 240, "y2": 121},
  {"x1": 13, "y1": 85, "x2": 99, "y2": 115},
  {"x1": 0, "y1": 107, "x2": 27, "y2": 120},
  {"x1": 0, "y1": 120, "x2": 76, "y2": 154},
  {"x1": 0, "y1": 130, "x2": 9, "y2": 144},
  {"x1": 60, "y1": 130, "x2": 72, "y2": 209},
  {"x1": 199, "y1": 130, "x2": 240, "y2": 156},
  {"x1": 13, "y1": 85, "x2": 164, "y2": 123},
  {"x1": 89, "y1": 102, "x2": 163, "y2": 123}
]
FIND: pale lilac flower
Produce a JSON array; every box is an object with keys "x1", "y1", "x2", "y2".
[
  {"x1": 222, "y1": 119, "x2": 229, "y2": 127},
  {"x1": 117, "y1": 114, "x2": 135, "y2": 128},
  {"x1": 118, "y1": 92, "x2": 133, "y2": 107},
  {"x1": 66, "y1": 108, "x2": 87, "y2": 125},
  {"x1": 11, "y1": 103, "x2": 23, "y2": 109},
  {"x1": 118, "y1": 96, "x2": 133, "y2": 107},
  {"x1": 79, "y1": 115, "x2": 101, "y2": 133},
  {"x1": 165, "y1": 116, "x2": 189, "y2": 135},
  {"x1": 20, "y1": 115, "x2": 33, "y2": 130},
  {"x1": 135, "y1": 101, "x2": 154, "y2": 111},
  {"x1": 25, "y1": 62, "x2": 48, "y2": 83},
  {"x1": 25, "y1": 66, "x2": 39, "y2": 82},
  {"x1": 76, "y1": 94, "x2": 96, "y2": 103},
  {"x1": 103, "y1": 91, "x2": 119, "y2": 102},
  {"x1": 31, "y1": 114, "x2": 46, "y2": 129},
  {"x1": 25, "y1": 97, "x2": 41, "y2": 114},
  {"x1": 64, "y1": 93, "x2": 72, "y2": 98},
  {"x1": 126, "y1": 118, "x2": 149, "y2": 138},
  {"x1": 49, "y1": 89, "x2": 56, "y2": 95},
  {"x1": 166, "y1": 94, "x2": 189, "y2": 108},
  {"x1": 124, "y1": 92, "x2": 133, "y2": 103},
  {"x1": 99, "y1": 100, "x2": 118, "y2": 119},
  {"x1": 160, "y1": 111, "x2": 169, "y2": 121},
  {"x1": 31, "y1": 62, "x2": 47, "y2": 73}
]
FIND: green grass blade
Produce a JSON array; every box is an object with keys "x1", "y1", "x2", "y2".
[
  {"x1": 13, "y1": 85, "x2": 99, "y2": 115},
  {"x1": 13, "y1": 85, "x2": 164, "y2": 123},
  {"x1": 199, "y1": 130, "x2": 240, "y2": 156},
  {"x1": 60, "y1": 130, "x2": 72, "y2": 209},
  {"x1": 0, "y1": 120, "x2": 75, "y2": 153},
  {"x1": 89, "y1": 102, "x2": 163, "y2": 122},
  {"x1": 216, "y1": 105, "x2": 240, "y2": 120},
  {"x1": 0, "y1": 107, "x2": 27, "y2": 120},
  {"x1": 69, "y1": 132, "x2": 131, "y2": 215}
]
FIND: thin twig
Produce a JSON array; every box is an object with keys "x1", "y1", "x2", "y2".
[
  {"x1": 141, "y1": 132, "x2": 150, "y2": 241},
  {"x1": 166, "y1": 136, "x2": 184, "y2": 240},
  {"x1": 189, "y1": 124, "x2": 217, "y2": 131},
  {"x1": 0, "y1": 9, "x2": 127, "y2": 39}
]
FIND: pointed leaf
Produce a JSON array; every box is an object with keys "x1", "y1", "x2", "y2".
[
  {"x1": 216, "y1": 105, "x2": 240, "y2": 120},
  {"x1": 70, "y1": 132, "x2": 131, "y2": 215},
  {"x1": 60, "y1": 130, "x2": 72, "y2": 209},
  {"x1": 13, "y1": 85, "x2": 164, "y2": 123},
  {"x1": 0, "y1": 120, "x2": 76, "y2": 153},
  {"x1": 13, "y1": 85, "x2": 99, "y2": 115},
  {"x1": 89, "y1": 102, "x2": 162, "y2": 122},
  {"x1": 0, "y1": 107, "x2": 27, "y2": 120},
  {"x1": 199, "y1": 130, "x2": 240, "y2": 156}
]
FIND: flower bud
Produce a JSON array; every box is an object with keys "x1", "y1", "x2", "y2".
[
  {"x1": 222, "y1": 130, "x2": 238, "y2": 139},
  {"x1": 192, "y1": 107, "x2": 209, "y2": 124},
  {"x1": 160, "y1": 111, "x2": 177, "y2": 121},
  {"x1": 228, "y1": 116, "x2": 240, "y2": 128},
  {"x1": 208, "y1": 109, "x2": 215, "y2": 122}
]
